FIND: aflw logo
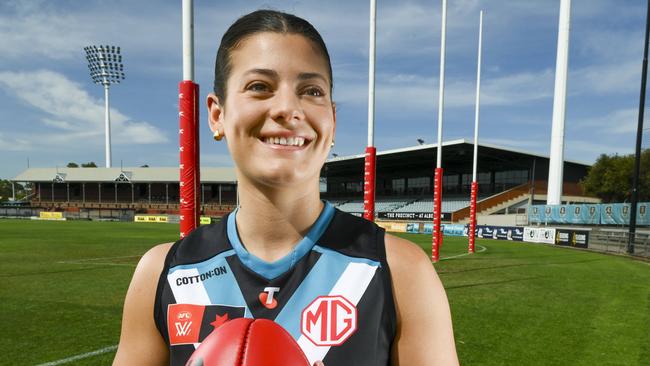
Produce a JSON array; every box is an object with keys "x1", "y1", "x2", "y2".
[
  {"x1": 175, "y1": 321, "x2": 192, "y2": 336},
  {"x1": 301, "y1": 295, "x2": 357, "y2": 346}
]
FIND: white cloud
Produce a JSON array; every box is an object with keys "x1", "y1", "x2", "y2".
[
  {"x1": 572, "y1": 108, "x2": 646, "y2": 135},
  {"x1": 564, "y1": 139, "x2": 633, "y2": 163},
  {"x1": 0, "y1": 70, "x2": 168, "y2": 151},
  {"x1": 336, "y1": 68, "x2": 555, "y2": 111},
  {"x1": 453, "y1": 69, "x2": 555, "y2": 107},
  {"x1": 0, "y1": 1, "x2": 181, "y2": 67},
  {"x1": 571, "y1": 61, "x2": 641, "y2": 96},
  {"x1": 0, "y1": 132, "x2": 32, "y2": 151}
]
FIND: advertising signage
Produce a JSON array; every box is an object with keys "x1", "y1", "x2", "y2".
[
  {"x1": 554, "y1": 229, "x2": 589, "y2": 248},
  {"x1": 377, "y1": 212, "x2": 451, "y2": 221}
]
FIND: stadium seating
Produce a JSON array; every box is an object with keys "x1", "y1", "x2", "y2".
[
  {"x1": 331, "y1": 197, "x2": 476, "y2": 214},
  {"x1": 334, "y1": 201, "x2": 365, "y2": 213},
  {"x1": 394, "y1": 197, "x2": 472, "y2": 213}
]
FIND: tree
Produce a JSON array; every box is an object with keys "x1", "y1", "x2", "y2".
[
  {"x1": 67, "y1": 162, "x2": 79, "y2": 168},
  {"x1": 0, "y1": 180, "x2": 26, "y2": 202},
  {"x1": 81, "y1": 162, "x2": 97, "y2": 168},
  {"x1": 580, "y1": 150, "x2": 650, "y2": 203}
]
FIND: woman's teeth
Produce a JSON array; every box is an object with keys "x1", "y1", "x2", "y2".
[{"x1": 264, "y1": 136, "x2": 305, "y2": 146}]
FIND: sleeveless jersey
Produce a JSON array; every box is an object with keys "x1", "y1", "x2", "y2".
[{"x1": 154, "y1": 201, "x2": 396, "y2": 365}]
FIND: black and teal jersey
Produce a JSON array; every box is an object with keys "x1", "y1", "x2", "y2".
[{"x1": 154, "y1": 201, "x2": 396, "y2": 365}]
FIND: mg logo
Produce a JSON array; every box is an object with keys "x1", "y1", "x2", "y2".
[{"x1": 301, "y1": 295, "x2": 357, "y2": 346}]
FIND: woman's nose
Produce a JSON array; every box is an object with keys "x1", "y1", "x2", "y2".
[{"x1": 269, "y1": 87, "x2": 304, "y2": 125}]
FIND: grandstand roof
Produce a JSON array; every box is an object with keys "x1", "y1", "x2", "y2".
[
  {"x1": 12, "y1": 140, "x2": 591, "y2": 183},
  {"x1": 12, "y1": 167, "x2": 237, "y2": 183},
  {"x1": 325, "y1": 138, "x2": 592, "y2": 166}
]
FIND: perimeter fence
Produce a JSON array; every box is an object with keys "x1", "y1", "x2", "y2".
[{"x1": 589, "y1": 228, "x2": 650, "y2": 258}]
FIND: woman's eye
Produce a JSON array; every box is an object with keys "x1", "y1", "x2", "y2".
[
  {"x1": 304, "y1": 87, "x2": 324, "y2": 97},
  {"x1": 247, "y1": 83, "x2": 269, "y2": 92}
]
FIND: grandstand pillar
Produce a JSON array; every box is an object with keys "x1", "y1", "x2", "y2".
[
  {"x1": 131, "y1": 183, "x2": 134, "y2": 204},
  {"x1": 166, "y1": 183, "x2": 169, "y2": 205},
  {"x1": 219, "y1": 184, "x2": 222, "y2": 205},
  {"x1": 148, "y1": 183, "x2": 151, "y2": 204},
  {"x1": 37, "y1": 183, "x2": 41, "y2": 202},
  {"x1": 67, "y1": 183, "x2": 70, "y2": 203},
  {"x1": 98, "y1": 183, "x2": 101, "y2": 203},
  {"x1": 489, "y1": 171, "x2": 494, "y2": 193},
  {"x1": 82, "y1": 183, "x2": 85, "y2": 203},
  {"x1": 114, "y1": 183, "x2": 117, "y2": 203},
  {"x1": 51, "y1": 182, "x2": 54, "y2": 203},
  {"x1": 201, "y1": 184, "x2": 205, "y2": 204},
  {"x1": 529, "y1": 158, "x2": 537, "y2": 206}
]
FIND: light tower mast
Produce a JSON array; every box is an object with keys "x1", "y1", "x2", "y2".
[{"x1": 84, "y1": 45, "x2": 125, "y2": 168}]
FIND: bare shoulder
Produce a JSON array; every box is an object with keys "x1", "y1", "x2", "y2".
[
  {"x1": 112, "y1": 242, "x2": 174, "y2": 366},
  {"x1": 384, "y1": 234, "x2": 459, "y2": 366},
  {"x1": 384, "y1": 233, "x2": 440, "y2": 312},
  {"x1": 124, "y1": 242, "x2": 174, "y2": 298},
  {"x1": 385, "y1": 233, "x2": 433, "y2": 271},
  {"x1": 138, "y1": 242, "x2": 174, "y2": 273}
]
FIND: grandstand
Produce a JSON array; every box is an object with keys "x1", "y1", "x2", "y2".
[
  {"x1": 8, "y1": 139, "x2": 596, "y2": 223},
  {"x1": 9, "y1": 167, "x2": 238, "y2": 219},
  {"x1": 320, "y1": 139, "x2": 596, "y2": 224}
]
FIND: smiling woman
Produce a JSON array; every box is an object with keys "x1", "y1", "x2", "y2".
[
  {"x1": 209, "y1": 32, "x2": 335, "y2": 188},
  {"x1": 113, "y1": 9, "x2": 458, "y2": 366}
]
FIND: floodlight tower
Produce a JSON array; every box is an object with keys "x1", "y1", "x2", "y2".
[{"x1": 84, "y1": 45, "x2": 125, "y2": 168}]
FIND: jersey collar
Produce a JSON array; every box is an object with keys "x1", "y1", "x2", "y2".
[{"x1": 227, "y1": 201, "x2": 335, "y2": 280}]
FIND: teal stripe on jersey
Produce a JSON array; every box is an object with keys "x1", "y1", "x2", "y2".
[
  {"x1": 227, "y1": 201, "x2": 335, "y2": 280},
  {"x1": 312, "y1": 245, "x2": 381, "y2": 268},
  {"x1": 168, "y1": 249, "x2": 251, "y2": 317},
  {"x1": 273, "y1": 246, "x2": 379, "y2": 340}
]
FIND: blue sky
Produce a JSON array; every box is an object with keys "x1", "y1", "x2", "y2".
[{"x1": 0, "y1": 0, "x2": 647, "y2": 179}]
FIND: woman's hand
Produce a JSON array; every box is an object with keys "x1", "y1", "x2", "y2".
[{"x1": 313, "y1": 362, "x2": 324, "y2": 366}]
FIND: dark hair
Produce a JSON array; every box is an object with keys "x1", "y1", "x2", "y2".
[{"x1": 213, "y1": 10, "x2": 333, "y2": 103}]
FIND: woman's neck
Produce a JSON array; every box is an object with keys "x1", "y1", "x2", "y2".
[{"x1": 234, "y1": 178, "x2": 324, "y2": 263}]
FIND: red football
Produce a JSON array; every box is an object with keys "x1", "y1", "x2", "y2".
[{"x1": 185, "y1": 318, "x2": 310, "y2": 366}]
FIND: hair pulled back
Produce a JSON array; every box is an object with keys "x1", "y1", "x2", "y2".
[{"x1": 213, "y1": 9, "x2": 333, "y2": 103}]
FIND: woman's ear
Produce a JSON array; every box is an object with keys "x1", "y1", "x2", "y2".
[{"x1": 207, "y1": 93, "x2": 224, "y2": 133}]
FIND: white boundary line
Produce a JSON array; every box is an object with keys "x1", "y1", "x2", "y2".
[
  {"x1": 439, "y1": 244, "x2": 487, "y2": 261},
  {"x1": 58, "y1": 261, "x2": 137, "y2": 267},
  {"x1": 64, "y1": 255, "x2": 141, "y2": 262},
  {"x1": 35, "y1": 345, "x2": 117, "y2": 366},
  {"x1": 57, "y1": 254, "x2": 140, "y2": 267}
]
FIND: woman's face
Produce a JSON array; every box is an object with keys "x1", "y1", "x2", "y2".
[{"x1": 208, "y1": 32, "x2": 335, "y2": 189}]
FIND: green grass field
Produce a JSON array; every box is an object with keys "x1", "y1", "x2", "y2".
[{"x1": 1, "y1": 219, "x2": 649, "y2": 365}]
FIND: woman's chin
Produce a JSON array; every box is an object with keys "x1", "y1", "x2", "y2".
[
  {"x1": 247, "y1": 167, "x2": 313, "y2": 189},
  {"x1": 262, "y1": 174, "x2": 310, "y2": 188}
]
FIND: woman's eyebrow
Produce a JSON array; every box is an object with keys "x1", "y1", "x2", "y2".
[
  {"x1": 243, "y1": 68, "x2": 279, "y2": 79},
  {"x1": 242, "y1": 69, "x2": 327, "y2": 84},
  {"x1": 298, "y1": 72, "x2": 328, "y2": 84}
]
